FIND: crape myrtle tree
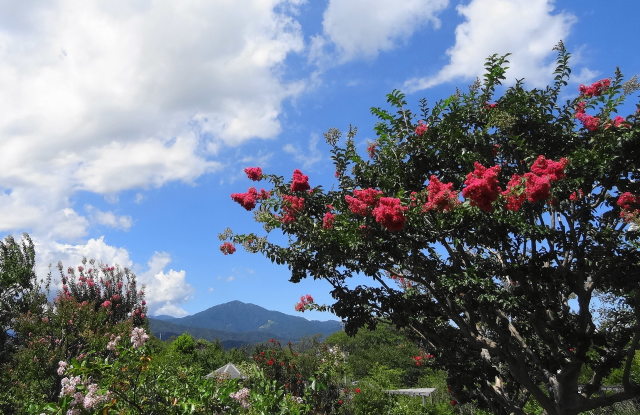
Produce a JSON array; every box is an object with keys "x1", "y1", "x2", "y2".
[{"x1": 221, "y1": 44, "x2": 640, "y2": 415}]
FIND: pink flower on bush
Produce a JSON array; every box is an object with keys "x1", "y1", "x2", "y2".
[
  {"x1": 323, "y1": 212, "x2": 336, "y2": 229},
  {"x1": 462, "y1": 162, "x2": 502, "y2": 211},
  {"x1": 617, "y1": 192, "x2": 640, "y2": 223},
  {"x1": 372, "y1": 197, "x2": 407, "y2": 231},
  {"x1": 577, "y1": 114, "x2": 600, "y2": 131},
  {"x1": 502, "y1": 174, "x2": 526, "y2": 211},
  {"x1": 485, "y1": 102, "x2": 497, "y2": 109},
  {"x1": 130, "y1": 327, "x2": 149, "y2": 349},
  {"x1": 291, "y1": 169, "x2": 310, "y2": 192},
  {"x1": 295, "y1": 294, "x2": 314, "y2": 312},
  {"x1": 231, "y1": 187, "x2": 259, "y2": 210},
  {"x1": 101, "y1": 300, "x2": 111, "y2": 308},
  {"x1": 244, "y1": 167, "x2": 263, "y2": 181},
  {"x1": 57, "y1": 361, "x2": 68, "y2": 376},
  {"x1": 523, "y1": 172, "x2": 552, "y2": 203},
  {"x1": 529, "y1": 155, "x2": 569, "y2": 182},
  {"x1": 220, "y1": 242, "x2": 236, "y2": 255},
  {"x1": 230, "y1": 387, "x2": 251, "y2": 409},
  {"x1": 367, "y1": 142, "x2": 378, "y2": 158},
  {"x1": 578, "y1": 78, "x2": 610, "y2": 97},
  {"x1": 415, "y1": 120, "x2": 429, "y2": 136},
  {"x1": 345, "y1": 188, "x2": 383, "y2": 216},
  {"x1": 606, "y1": 116, "x2": 629, "y2": 129},
  {"x1": 280, "y1": 195, "x2": 305, "y2": 224},
  {"x1": 423, "y1": 175, "x2": 460, "y2": 212}
]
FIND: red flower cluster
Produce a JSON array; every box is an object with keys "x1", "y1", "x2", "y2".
[
  {"x1": 345, "y1": 188, "x2": 383, "y2": 216},
  {"x1": 412, "y1": 353, "x2": 435, "y2": 366},
  {"x1": 485, "y1": 102, "x2": 497, "y2": 109},
  {"x1": 574, "y1": 101, "x2": 600, "y2": 131},
  {"x1": 294, "y1": 294, "x2": 314, "y2": 312},
  {"x1": 569, "y1": 189, "x2": 584, "y2": 201},
  {"x1": 578, "y1": 78, "x2": 610, "y2": 97},
  {"x1": 423, "y1": 175, "x2": 460, "y2": 212},
  {"x1": 281, "y1": 195, "x2": 305, "y2": 224},
  {"x1": 323, "y1": 212, "x2": 336, "y2": 229},
  {"x1": 617, "y1": 192, "x2": 639, "y2": 223},
  {"x1": 502, "y1": 156, "x2": 569, "y2": 211},
  {"x1": 231, "y1": 187, "x2": 269, "y2": 211},
  {"x1": 606, "y1": 116, "x2": 630, "y2": 129},
  {"x1": 244, "y1": 166, "x2": 263, "y2": 181},
  {"x1": 462, "y1": 162, "x2": 502, "y2": 211},
  {"x1": 367, "y1": 142, "x2": 378, "y2": 158},
  {"x1": 220, "y1": 242, "x2": 236, "y2": 255},
  {"x1": 390, "y1": 274, "x2": 413, "y2": 289},
  {"x1": 291, "y1": 169, "x2": 310, "y2": 192},
  {"x1": 529, "y1": 155, "x2": 569, "y2": 181},
  {"x1": 372, "y1": 197, "x2": 408, "y2": 231},
  {"x1": 415, "y1": 120, "x2": 429, "y2": 136}
]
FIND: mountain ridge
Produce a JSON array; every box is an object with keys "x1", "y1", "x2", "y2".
[{"x1": 148, "y1": 300, "x2": 342, "y2": 348}]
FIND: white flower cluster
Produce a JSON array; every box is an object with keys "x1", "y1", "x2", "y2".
[
  {"x1": 130, "y1": 327, "x2": 149, "y2": 349},
  {"x1": 107, "y1": 334, "x2": 121, "y2": 351},
  {"x1": 59, "y1": 376, "x2": 109, "y2": 412},
  {"x1": 229, "y1": 387, "x2": 251, "y2": 409}
]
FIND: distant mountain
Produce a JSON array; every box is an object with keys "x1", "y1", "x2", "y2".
[
  {"x1": 149, "y1": 300, "x2": 342, "y2": 347},
  {"x1": 152, "y1": 314, "x2": 179, "y2": 321}
]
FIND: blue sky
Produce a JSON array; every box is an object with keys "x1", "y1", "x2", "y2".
[{"x1": 0, "y1": 0, "x2": 638, "y2": 320}]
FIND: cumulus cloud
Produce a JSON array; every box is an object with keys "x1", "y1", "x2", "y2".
[
  {"x1": 0, "y1": 0, "x2": 305, "y2": 237},
  {"x1": 85, "y1": 205, "x2": 132, "y2": 231},
  {"x1": 404, "y1": 0, "x2": 576, "y2": 91},
  {"x1": 139, "y1": 252, "x2": 194, "y2": 317},
  {"x1": 310, "y1": 0, "x2": 449, "y2": 65}
]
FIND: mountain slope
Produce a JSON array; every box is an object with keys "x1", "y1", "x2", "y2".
[{"x1": 148, "y1": 300, "x2": 342, "y2": 346}]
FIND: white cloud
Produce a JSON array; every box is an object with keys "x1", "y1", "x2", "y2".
[
  {"x1": 139, "y1": 252, "x2": 194, "y2": 317},
  {"x1": 404, "y1": 0, "x2": 576, "y2": 91},
  {"x1": 0, "y1": 0, "x2": 305, "y2": 237},
  {"x1": 283, "y1": 133, "x2": 323, "y2": 168},
  {"x1": 85, "y1": 205, "x2": 132, "y2": 231},
  {"x1": 310, "y1": 0, "x2": 449, "y2": 65}
]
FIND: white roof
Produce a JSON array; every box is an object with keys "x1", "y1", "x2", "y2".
[
  {"x1": 205, "y1": 362, "x2": 245, "y2": 379},
  {"x1": 385, "y1": 388, "x2": 436, "y2": 397}
]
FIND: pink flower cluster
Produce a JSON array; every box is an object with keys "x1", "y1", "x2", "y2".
[
  {"x1": 291, "y1": 169, "x2": 310, "y2": 192},
  {"x1": 230, "y1": 387, "x2": 251, "y2": 409},
  {"x1": 575, "y1": 102, "x2": 600, "y2": 131},
  {"x1": 281, "y1": 195, "x2": 305, "y2": 224},
  {"x1": 231, "y1": 187, "x2": 270, "y2": 211},
  {"x1": 294, "y1": 294, "x2": 314, "y2": 312},
  {"x1": 617, "y1": 192, "x2": 639, "y2": 223},
  {"x1": 130, "y1": 327, "x2": 149, "y2": 349},
  {"x1": 415, "y1": 120, "x2": 429, "y2": 136},
  {"x1": 367, "y1": 142, "x2": 378, "y2": 158},
  {"x1": 57, "y1": 360, "x2": 68, "y2": 376},
  {"x1": 578, "y1": 78, "x2": 610, "y2": 97},
  {"x1": 462, "y1": 162, "x2": 502, "y2": 211},
  {"x1": 220, "y1": 242, "x2": 236, "y2": 255},
  {"x1": 372, "y1": 197, "x2": 408, "y2": 231},
  {"x1": 244, "y1": 167, "x2": 263, "y2": 181},
  {"x1": 423, "y1": 175, "x2": 460, "y2": 212},
  {"x1": 106, "y1": 334, "x2": 121, "y2": 351},
  {"x1": 345, "y1": 188, "x2": 383, "y2": 216},
  {"x1": 502, "y1": 156, "x2": 569, "y2": 211},
  {"x1": 345, "y1": 188, "x2": 407, "y2": 231},
  {"x1": 323, "y1": 212, "x2": 336, "y2": 229},
  {"x1": 60, "y1": 376, "x2": 108, "y2": 411}
]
